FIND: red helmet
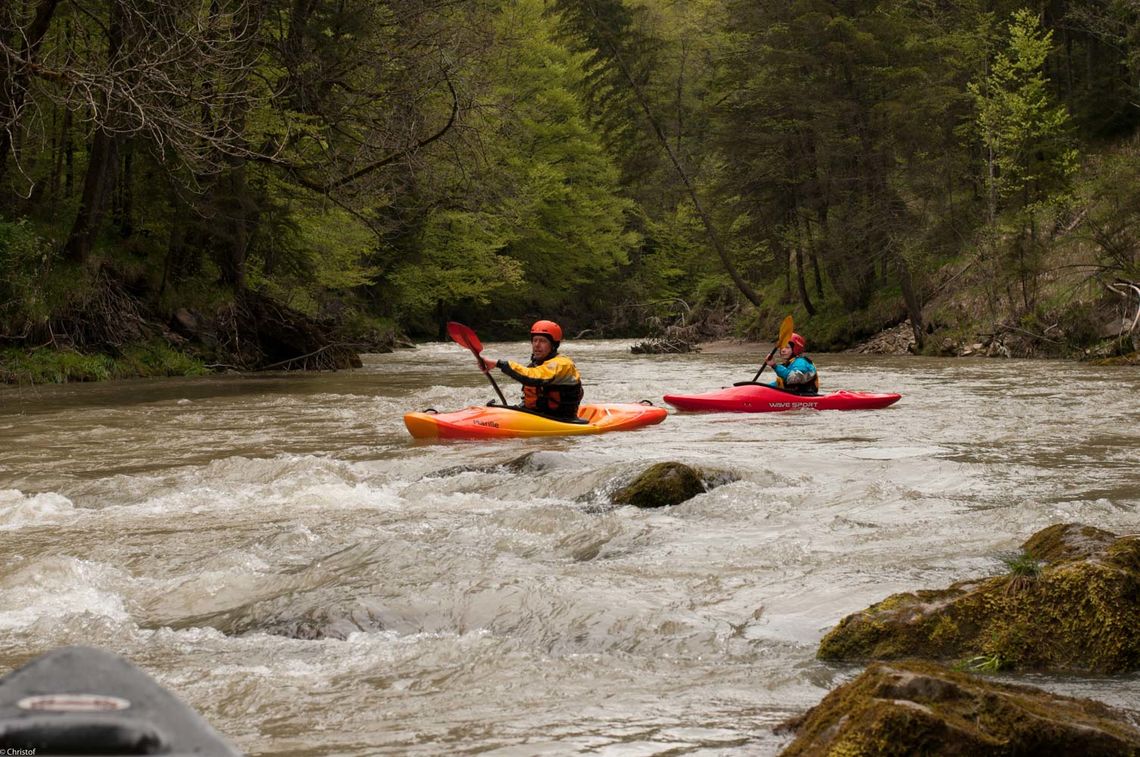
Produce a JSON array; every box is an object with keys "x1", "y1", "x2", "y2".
[
  {"x1": 788, "y1": 333, "x2": 806, "y2": 355},
  {"x1": 530, "y1": 319, "x2": 563, "y2": 344}
]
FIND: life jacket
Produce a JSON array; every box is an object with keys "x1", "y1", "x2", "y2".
[
  {"x1": 499, "y1": 352, "x2": 584, "y2": 419},
  {"x1": 523, "y1": 381, "x2": 584, "y2": 418},
  {"x1": 776, "y1": 355, "x2": 819, "y2": 395}
]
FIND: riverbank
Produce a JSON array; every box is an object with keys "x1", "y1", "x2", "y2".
[
  {"x1": 684, "y1": 329, "x2": 1138, "y2": 364},
  {"x1": 0, "y1": 275, "x2": 404, "y2": 384}
]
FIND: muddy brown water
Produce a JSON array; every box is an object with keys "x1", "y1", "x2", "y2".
[{"x1": 1, "y1": 340, "x2": 1138, "y2": 755}]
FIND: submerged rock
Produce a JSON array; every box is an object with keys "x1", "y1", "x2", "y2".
[
  {"x1": 817, "y1": 523, "x2": 1140, "y2": 673},
  {"x1": 610, "y1": 462, "x2": 708, "y2": 508},
  {"x1": 778, "y1": 661, "x2": 1140, "y2": 756},
  {"x1": 428, "y1": 451, "x2": 558, "y2": 478}
]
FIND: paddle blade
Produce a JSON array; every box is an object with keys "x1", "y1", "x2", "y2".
[
  {"x1": 446, "y1": 321, "x2": 482, "y2": 353},
  {"x1": 777, "y1": 314, "x2": 794, "y2": 349},
  {"x1": 747, "y1": 314, "x2": 795, "y2": 383}
]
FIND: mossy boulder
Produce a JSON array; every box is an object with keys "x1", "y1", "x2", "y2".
[
  {"x1": 779, "y1": 661, "x2": 1140, "y2": 756},
  {"x1": 611, "y1": 462, "x2": 707, "y2": 508},
  {"x1": 817, "y1": 524, "x2": 1140, "y2": 673},
  {"x1": 1023, "y1": 522, "x2": 1118, "y2": 564}
]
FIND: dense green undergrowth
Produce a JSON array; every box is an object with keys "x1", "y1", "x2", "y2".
[{"x1": 0, "y1": 343, "x2": 208, "y2": 385}]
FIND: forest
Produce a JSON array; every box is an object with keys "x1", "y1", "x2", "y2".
[{"x1": 2, "y1": 0, "x2": 1138, "y2": 381}]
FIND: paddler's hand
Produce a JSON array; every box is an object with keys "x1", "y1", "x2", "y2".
[
  {"x1": 480, "y1": 356, "x2": 497, "y2": 372},
  {"x1": 765, "y1": 356, "x2": 777, "y2": 368}
]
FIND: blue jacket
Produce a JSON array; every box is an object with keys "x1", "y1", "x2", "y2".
[{"x1": 767, "y1": 355, "x2": 818, "y2": 394}]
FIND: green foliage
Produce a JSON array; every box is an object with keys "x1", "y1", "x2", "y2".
[
  {"x1": 1001, "y1": 551, "x2": 1044, "y2": 578},
  {"x1": 622, "y1": 203, "x2": 709, "y2": 302},
  {"x1": 959, "y1": 653, "x2": 1005, "y2": 673},
  {"x1": 968, "y1": 9, "x2": 1079, "y2": 212},
  {"x1": 392, "y1": 208, "x2": 526, "y2": 320},
  {"x1": 244, "y1": 188, "x2": 380, "y2": 316},
  {"x1": 1072, "y1": 137, "x2": 1140, "y2": 279},
  {"x1": 337, "y1": 311, "x2": 401, "y2": 349},
  {"x1": 552, "y1": 0, "x2": 664, "y2": 186},
  {"x1": 1000, "y1": 550, "x2": 1043, "y2": 595},
  {"x1": 0, "y1": 342, "x2": 206, "y2": 384},
  {"x1": 391, "y1": 0, "x2": 636, "y2": 327},
  {"x1": 0, "y1": 217, "x2": 57, "y2": 327},
  {"x1": 3, "y1": 0, "x2": 1140, "y2": 355},
  {"x1": 111, "y1": 343, "x2": 209, "y2": 379},
  {"x1": 962, "y1": 10, "x2": 1082, "y2": 314},
  {"x1": 0, "y1": 342, "x2": 205, "y2": 385},
  {"x1": 716, "y1": 0, "x2": 986, "y2": 314},
  {"x1": 298, "y1": 207, "x2": 379, "y2": 290},
  {"x1": 0, "y1": 348, "x2": 112, "y2": 384}
]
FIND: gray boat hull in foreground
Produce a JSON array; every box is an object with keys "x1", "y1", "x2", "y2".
[{"x1": 0, "y1": 645, "x2": 240, "y2": 755}]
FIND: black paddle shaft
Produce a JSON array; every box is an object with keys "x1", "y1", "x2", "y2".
[
  {"x1": 749, "y1": 315, "x2": 794, "y2": 383},
  {"x1": 750, "y1": 345, "x2": 780, "y2": 383}
]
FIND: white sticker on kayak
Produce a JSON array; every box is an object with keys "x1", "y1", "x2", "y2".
[{"x1": 17, "y1": 694, "x2": 131, "y2": 712}]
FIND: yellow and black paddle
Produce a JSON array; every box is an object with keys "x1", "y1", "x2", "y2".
[
  {"x1": 747, "y1": 315, "x2": 794, "y2": 383},
  {"x1": 447, "y1": 321, "x2": 508, "y2": 406}
]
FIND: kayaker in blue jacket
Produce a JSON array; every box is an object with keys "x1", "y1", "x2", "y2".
[
  {"x1": 765, "y1": 332, "x2": 819, "y2": 395},
  {"x1": 480, "y1": 320, "x2": 584, "y2": 419}
]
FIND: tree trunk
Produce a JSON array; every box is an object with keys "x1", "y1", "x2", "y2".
[
  {"x1": 796, "y1": 241, "x2": 816, "y2": 316},
  {"x1": 62, "y1": 0, "x2": 122, "y2": 264},
  {"x1": 895, "y1": 253, "x2": 924, "y2": 351},
  {"x1": 49, "y1": 108, "x2": 73, "y2": 215},
  {"x1": 114, "y1": 145, "x2": 134, "y2": 238},
  {"x1": 0, "y1": 0, "x2": 62, "y2": 188},
  {"x1": 782, "y1": 246, "x2": 793, "y2": 302},
  {"x1": 795, "y1": 212, "x2": 817, "y2": 315},
  {"x1": 214, "y1": 165, "x2": 257, "y2": 292},
  {"x1": 581, "y1": 1, "x2": 764, "y2": 309},
  {"x1": 63, "y1": 128, "x2": 118, "y2": 264}
]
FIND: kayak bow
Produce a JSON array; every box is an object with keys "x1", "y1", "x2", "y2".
[{"x1": 0, "y1": 646, "x2": 241, "y2": 756}]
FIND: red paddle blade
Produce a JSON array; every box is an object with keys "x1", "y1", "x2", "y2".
[{"x1": 446, "y1": 321, "x2": 483, "y2": 353}]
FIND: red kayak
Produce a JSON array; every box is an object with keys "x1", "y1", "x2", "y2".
[{"x1": 663, "y1": 383, "x2": 901, "y2": 413}]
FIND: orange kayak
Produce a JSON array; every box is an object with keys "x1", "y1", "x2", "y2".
[{"x1": 404, "y1": 402, "x2": 667, "y2": 439}]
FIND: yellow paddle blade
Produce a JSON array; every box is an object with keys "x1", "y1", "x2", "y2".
[{"x1": 777, "y1": 314, "x2": 794, "y2": 349}]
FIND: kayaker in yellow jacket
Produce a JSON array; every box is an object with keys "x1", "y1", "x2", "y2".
[{"x1": 480, "y1": 320, "x2": 584, "y2": 420}]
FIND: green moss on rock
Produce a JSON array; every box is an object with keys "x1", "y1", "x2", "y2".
[
  {"x1": 818, "y1": 524, "x2": 1140, "y2": 673},
  {"x1": 1023, "y1": 522, "x2": 1118, "y2": 564},
  {"x1": 1106, "y1": 535, "x2": 1140, "y2": 574},
  {"x1": 780, "y1": 661, "x2": 1140, "y2": 756},
  {"x1": 611, "y1": 462, "x2": 706, "y2": 508}
]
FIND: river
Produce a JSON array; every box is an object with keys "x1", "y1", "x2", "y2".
[{"x1": 1, "y1": 339, "x2": 1138, "y2": 755}]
